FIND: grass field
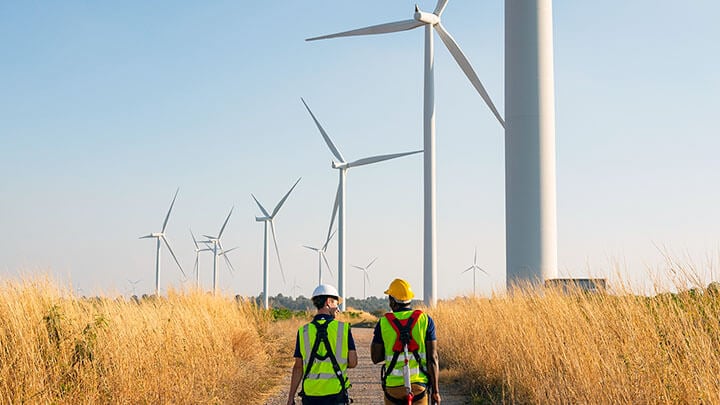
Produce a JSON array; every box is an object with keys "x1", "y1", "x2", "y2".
[
  {"x1": 0, "y1": 276, "x2": 293, "y2": 404},
  {"x1": 431, "y1": 282, "x2": 720, "y2": 404}
]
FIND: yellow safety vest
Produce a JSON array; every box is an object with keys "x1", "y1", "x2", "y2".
[
  {"x1": 379, "y1": 310, "x2": 429, "y2": 387},
  {"x1": 298, "y1": 319, "x2": 350, "y2": 396}
]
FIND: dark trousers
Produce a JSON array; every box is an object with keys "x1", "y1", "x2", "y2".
[{"x1": 301, "y1": 392, "x2": 348, "y2": 405}]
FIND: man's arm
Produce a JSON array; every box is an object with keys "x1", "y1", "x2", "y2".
[
  {"x1": 426, "y1": 339, "x2": 441, "y2": 404},
  {"x1": 348, "y1": 350, "x2": 358, "y2": 368},
  {"x1": 286, "y1": 357, "x2": 303, "y2": 405},
  {"x1": 371, "y1": 343, "x2": 385, "y2": 364}
]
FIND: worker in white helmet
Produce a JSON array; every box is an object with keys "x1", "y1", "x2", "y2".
[{"x1": 287, "y1": 284, "x2": 358, "y2": 405}]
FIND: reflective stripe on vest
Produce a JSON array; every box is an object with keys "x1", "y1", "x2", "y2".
[
  {"x1": 298, "y1": 319, "x2": 349, "y2": 395},
  {"x1": 380, "y1": 310, "x2": 429, "y2": 387}
]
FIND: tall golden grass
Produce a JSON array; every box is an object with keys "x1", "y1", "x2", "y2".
[
  {"x1": 431, "y1": 282, "x2": 720, "y2": 403},
  {"x1": 0, "y1": 276, "x2": 291, "y2": 404}
]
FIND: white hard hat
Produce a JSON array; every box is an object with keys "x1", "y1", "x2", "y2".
[{"x1": 311, "y1": 284, "x2": 343, "y2": 303}]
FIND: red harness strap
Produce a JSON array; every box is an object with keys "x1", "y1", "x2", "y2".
[{"x1": 384, "y1": 310, "x2": 423, "y2": 352}]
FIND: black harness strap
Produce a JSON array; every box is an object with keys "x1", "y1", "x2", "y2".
[
  {"x1": 300, "y1": 320, "x2": 349, "y2": 402},
  {"x1": 383, "y1": 313, "x2": 429, "y2": 386}
]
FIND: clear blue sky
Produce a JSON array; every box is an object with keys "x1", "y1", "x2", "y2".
[{"x1": 2, "y1": 1, "x2": 719, "y2": 298}]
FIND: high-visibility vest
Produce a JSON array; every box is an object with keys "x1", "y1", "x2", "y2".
[
  {"x1": 379, "y1": 310, "x2": 430, "y2": 387},
  {"x1": 298, "y1": 319, "x2": 350, "y2": 396}
]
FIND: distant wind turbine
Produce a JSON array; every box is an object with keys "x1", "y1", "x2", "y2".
[
  {"x1": 307, "y1": 0, "x2": 504, "y2": 307},
  {"x1": 128, "y1": 279, "x2": 141, "y2": 296},
  {"x1": 252, "y1": 178, "x2": 301, "y2": 309},
  {"x1": 303, "y1": 229, "x2": 336, "y2": 285},
  {"x1": 203, "y1": 207, "x2": 236, "y2": 295},
  {"x1": 462, "y1": 248, "x2": 488, "y2": 296},
  {"x1": 190, "y1": 229, "x2": 213, "y2": 290},
  {"x1": 352, "y1": 257, "x2": 377, "y2": 299},
  {"x1": 139, "y1": 188, "x2": 185, "y2": 296},
  {"x1": 301, "y1": 98, "x2": 422, "y2": 311}
]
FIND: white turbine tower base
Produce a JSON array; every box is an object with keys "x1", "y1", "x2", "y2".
[
  {"x1": 302, "y1": 98, "x2": 422, "y2": 311},
  {"x1": 505, "y1": 0, "x2": 558, "y2": 287},
  {"x1": 253, "y1": 178, "x2": 301, "y2": 309},
  {"x1": 307, "y1": 0, "x2": 504, "y2": 306}
]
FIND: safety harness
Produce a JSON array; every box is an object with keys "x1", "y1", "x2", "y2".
[
  {"x1": 300, "y1": 319, "x2": 351, "y2": 404},
  {"x1": 381, "y1": 310, "x2": 429, "y2": 404}
]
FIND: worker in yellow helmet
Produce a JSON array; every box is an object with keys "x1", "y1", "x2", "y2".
[
  {"x1": 287, "y1": 284, "x2": 358, "y2": 405},
  {"x1": 371, "y1": 278, "x2": 441, "y2": 404}
]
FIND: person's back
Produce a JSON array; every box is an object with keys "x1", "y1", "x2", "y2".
[
  {"x1": 371, "y1": 279, "x2": 441, "y2": 405},
  {"x1": 287, "y1": 284, "x2": 358, "y2": 405}
]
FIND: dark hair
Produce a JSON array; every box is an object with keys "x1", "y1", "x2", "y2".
[{"x1": 312, "y1": 295, "x2": 338, "y2": 309}]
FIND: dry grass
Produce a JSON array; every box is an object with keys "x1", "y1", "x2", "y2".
[
  {"x1": 0, "y1": 276, "x2": 286, "y2": 404},
  {"x1": 431, "y1": 282, "x2": 720, "y2": 404}
]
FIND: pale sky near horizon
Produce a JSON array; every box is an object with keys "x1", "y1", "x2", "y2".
[{"x1": 2, "y1": 1, "x2": 719, "y2": 299}]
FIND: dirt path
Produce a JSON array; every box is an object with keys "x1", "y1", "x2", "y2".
[{"x1": 264, "y1": 327, "x2": 469, "y2": 404}]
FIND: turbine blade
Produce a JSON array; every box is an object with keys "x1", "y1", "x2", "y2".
[
  {"x1": 251, "y1": 194, "x2": 271, "y2": 218},
  {"x1": 462, "y1": 266, "x2": 474, "y2": 273},
  {"x1": 161, "y1": 188, "x2": 179, "y2": 233},
  {"x1": 221, "y1": 247, "x2": 239, "y2": 254},
  {"x1": 202, "y1": 234, "x2": 216, "y2": 240},
  {"x1": 434, "y1": 23, "x2": 506, "y2": 128},
  {"x1": 320, "y1": 251, "x2": 334, "y2": 277},
  {"x1": 322, "y1": 229, "x2": 337, "y2": 251},
  {"x1": 162, "y1": 236, "x2": 185, "y2": 277},
  {"x1": 352, "y1": 265, "x2": 365, "y2": 270},
  {"x1": 326, "y1": 183, "x2": 340, "y2": 244},
  {"x1": 223, "y1": 253, "x2": 236, "y2": 274},
  {"x1": 139, "y1": 234, "x2": 154, "y2": 239},
  {"x1": 218, "y1": 207, "x2": 233, "y2": 239},
  {"x1": 474, "y1": 247, "x2": 478, "y2": 265},
  {"x1": 366, "y1": 257, "x2": 378, "y2": 269},
  {"x1": 477, "y1": 266, "x2": 489, "y2": 276},
  {"x1": 190, "y1": 228, "x2": 199, "y2": 249},
  {"x1": 271, "y1": 177, "x2": 301, "y2": 218},
  {"x1": 270, "y1": 221, "x2": 286, "y2": 284},
  {"x1": 306, "y1": 19, "x2": 423, "y2": 41},
  {"x1": 301, "y1": 98, "x2": 346, "y2": 163},
  {"x1": 193, "y1": 255, "x2": 199, "y2": 277},
  {"x1": 303, "y1": 245, "x2": 320, "y2": 252},
  {"x1": 434, "y1": 0, "x2": 449, "y2": 16},
  {"x1": 365, "y1": 272, "x2": 371, "y2": 285},
  {"x1": 347, "y1": 150, "x2": 423, "y2": 168}
]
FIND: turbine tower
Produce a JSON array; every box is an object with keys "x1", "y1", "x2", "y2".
[
  {"x1": 462, "y1": 248, "x2": 488, "y2": 296},
  {"x1": 505, "y1": 0, "x2": 558, "y2": 287},
  {"x1": 301, "y1": 98, "x2": 422, "y2": 311},
  {"x1": 190, "y1": 229, "x2": 213, "y2": 290},
  {"x1": 139, "y1": 188, "x2": 185, "y2": 296},
  {"x1": 307, "y1": 0, "x2": 504, "y2": 306},
  {"x1": 203, "y1": 207, "x2": 236, "y2": 295},
  {"x1": 252, "y1": 178, "x2": 301, "y2": 309},
  {"x1": 303, "y1": 230, "x2": 336, "y2": 285},
  {"x1": 352, "y1": 257, "x2": 377, "y2": 300}
]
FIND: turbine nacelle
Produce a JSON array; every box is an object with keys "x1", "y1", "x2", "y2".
[
  {"x1": 414, "y1": 10, "x2": 439, "y2": 25},
  {"x1": 255, "y1": 216, "x2": 271, "y2": 222},
  {"x1": 332, "y1": 161, "x2": 349, "y2": 170}
]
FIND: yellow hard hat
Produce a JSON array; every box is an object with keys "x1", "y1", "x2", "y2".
[{"x1": 384, "y1": 278, "x2": 414, "y2": 302}]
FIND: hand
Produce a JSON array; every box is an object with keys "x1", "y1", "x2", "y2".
[
  {"x1": 286, "y1": 397, "x2": 295, "y2": 405},
  {"x1": 431, "y1": 392, "x2": 441, "y2": 404}
]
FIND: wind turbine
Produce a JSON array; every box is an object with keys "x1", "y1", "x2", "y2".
[
  {"x1": 139, "y1": 188, "x2": 185, "y2": 296},
  {"x1": 252, "y1": 178, "x2": 301, "y2": 310},
  {"x1": 352, "y1": 257, "x2": 377, "y2": 300},
  {"x1": 190, "y1": 229, "x2": 213, "y2": 290},
  {"x1": 303, "y1": 229, "x2": 336, "y2": 285},
  {"x1": 307, "y1": 1, "x2": 505, "y2": 307},
  {"x1": 462, "y1": 248, "x2": 488, "y2": 296},
  {"x1": 203, "y1": 207, "x2": 236, "y2": 295},
  {"x1": 128, "y1": 279, "x2": 141, "y2": 296},
  {"x1": 301, "y1": 98, "x2": 422, "y2": 311}
]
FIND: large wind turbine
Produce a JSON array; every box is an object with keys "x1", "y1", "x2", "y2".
[
  {"x1": 203, "y1": 207, "x2": 236, "y2": 295},
  {"x1": 252, "y1": 178, "x2": 301, "y2": 309},
  {"x1": 139, "y1": 188, "x2": 185, "y2": 296},
  {"x1": 190, "y1": 229, "x2": 213, "y2": 290},
  {"x1": 301, "y1": 98, "x2": 422, "y2": 311},
  {"x1": 352, "y1": 257, "x2": 377, "y2": 300},
  {"x1": 307, "y1": 0, "x2": 504, "y2": 306},
  {"x1": 303, "y1": 230, "x2": 336, "y2": 285},
  {"x1": 462, "y1": 248, "x2": 488, "y2": 296}
]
